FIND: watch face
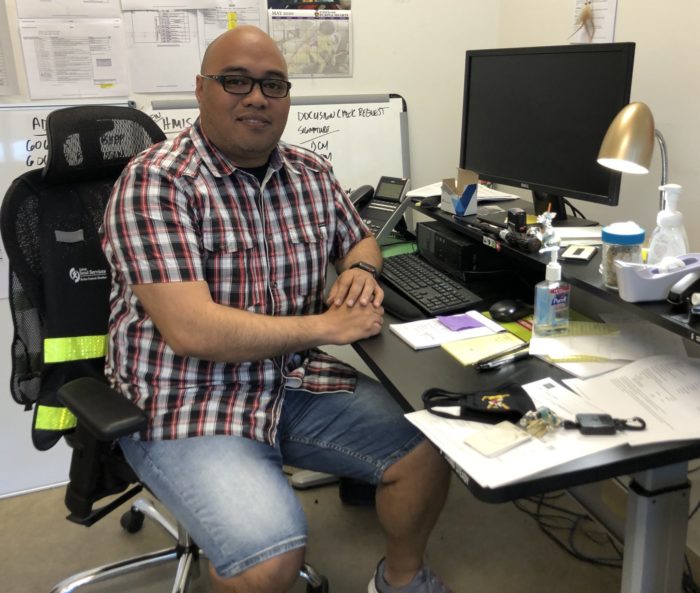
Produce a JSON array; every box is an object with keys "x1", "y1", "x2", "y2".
[{"x1": 352, "y1": 262, "x2": 377, "y2": 277}]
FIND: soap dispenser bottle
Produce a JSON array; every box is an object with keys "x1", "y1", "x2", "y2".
[
  {"x1": 534, "y1": 248, "x2": 571, "y2": 336},
  {"x1": 647, "y1": 183, "x2": 689, "y2": 265}
]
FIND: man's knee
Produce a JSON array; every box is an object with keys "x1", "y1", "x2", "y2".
[
  {"x1": 209, "y1": 547, "x2": 306, "y2": 593},
  {"x1": 381, "y1": 440, "x2": 450, "y2": 486}
]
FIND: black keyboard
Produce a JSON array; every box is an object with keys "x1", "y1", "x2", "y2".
[{"x1": 381, "y1": 253, "x2": 483, "y2": 317}]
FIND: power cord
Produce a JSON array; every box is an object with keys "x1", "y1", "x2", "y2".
[
  {"x1": 513, "y1": 492, "x2": 622, "y2": 568},
  {"x1": 514, "y1": 492, "x2": 700, "y2": 592}
]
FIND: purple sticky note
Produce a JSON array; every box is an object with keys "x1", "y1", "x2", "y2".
[{"x1": 437, "y1": 313, "x2": 484, "y2": 331}]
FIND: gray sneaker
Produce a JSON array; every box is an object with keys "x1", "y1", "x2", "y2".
[{"x1": 368, "y1": 558, "x2": 454, "y2": 593}]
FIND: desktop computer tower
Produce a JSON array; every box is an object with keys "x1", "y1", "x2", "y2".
[
  {"x1": 415, "y1": 220, "x2": 533, "y2": 300},
  {"x1": 416, "y1": 221, "x2": 479, "y2": 278}
]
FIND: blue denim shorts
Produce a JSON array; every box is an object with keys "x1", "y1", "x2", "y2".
[{"x1": 119, "y1": 374, "x2": 424, "y2": 578}]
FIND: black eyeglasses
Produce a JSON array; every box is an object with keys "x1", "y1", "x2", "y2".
[{"x1": 200, "y1": 74, "x2": 292, "y2": 98}]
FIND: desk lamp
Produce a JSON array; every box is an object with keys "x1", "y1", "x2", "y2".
[{"x1": 597, "y1": 101, "x2": 668, "y2": 210}]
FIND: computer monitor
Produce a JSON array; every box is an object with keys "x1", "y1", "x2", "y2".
[{"x1": 459, "y1": 42, "x2": 635, "y2": 226}]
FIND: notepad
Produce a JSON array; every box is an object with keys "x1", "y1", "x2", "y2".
[
  {"x1": 389, "y1": 311, "x2": 502, "y2": 350},
  {"x1": 442, "y1": 332, "x2": 525, "y2": 366}
]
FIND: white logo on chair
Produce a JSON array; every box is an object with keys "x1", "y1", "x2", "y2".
[{"x1": 69, "y1": 267, "x2": 108, "y2": 283}]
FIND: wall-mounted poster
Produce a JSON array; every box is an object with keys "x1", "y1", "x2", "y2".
[{"x1": 269, "y1": 9, "x2": 351, "y2": 77}]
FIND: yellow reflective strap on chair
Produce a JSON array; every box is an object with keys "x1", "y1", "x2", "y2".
[
  {"x1": 44, "y1": 334, "x2": 107, "y2": 363},
  {"x1": 35, "y1": 405, "x2": 77, "y2": 431}
]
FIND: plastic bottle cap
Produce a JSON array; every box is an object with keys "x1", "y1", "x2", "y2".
[
  {"x1": 545, "y1": 249, "x2": 561, "y2": 282},
  {"x1": 601, "y1": 221, "x2": 645, "y2": 245},
  {"x1": 656, "y1": 210, "x2": 684, "y2": 227},
  {"x1": 545, "y1": 261, "x2": 561, "y2": 282}
]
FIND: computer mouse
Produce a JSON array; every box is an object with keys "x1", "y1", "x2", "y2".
[{"x1": 489, "y1": 299, "x2": 533, "y2": 322}]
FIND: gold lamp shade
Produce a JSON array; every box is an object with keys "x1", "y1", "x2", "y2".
[{"x1": 597, "y1": 102, "x2": 655, "y2": 174}]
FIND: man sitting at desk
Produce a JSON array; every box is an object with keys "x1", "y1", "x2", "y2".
[{"x1": 102, "y1": 25, "x2": 452, "y2": 593}]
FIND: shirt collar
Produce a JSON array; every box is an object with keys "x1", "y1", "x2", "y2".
[
  {"x1": 191, "y1": 119, "x2": 292, "y2": 178},
  {"x1": 190, "y1": 120, "x2": 323, "y2": 179}
]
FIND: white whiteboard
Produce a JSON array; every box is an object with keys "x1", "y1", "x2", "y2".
[
  {"x1": 148, "y1": 93, "x2": 410, "y2": 191},
  {"x1": 0, "y1": 101, "x2": 129, "y2": 497}
]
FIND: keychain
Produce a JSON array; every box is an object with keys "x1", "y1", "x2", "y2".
[
  {"x1": 565, "y1": 413, "x2": 646, "y2": 435},
  {"x1": 520, "y1": 407, "x2": 646, "y2": 438}
]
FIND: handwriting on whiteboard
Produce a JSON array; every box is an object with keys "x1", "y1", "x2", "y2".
[
  {"x1": 147, "y1": 110, "x2": 198, "y2": 136},
  {"x1": 293, "y1": 105, "x2": 389, "y2": 163}
]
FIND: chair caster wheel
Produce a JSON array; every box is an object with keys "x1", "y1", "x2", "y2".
[
  {"x1": 120, "y1": 508, "x2": 145, "y2": 533},
  {"x1": 306, "y1": 576, "x2": 329, "y2": 593}
]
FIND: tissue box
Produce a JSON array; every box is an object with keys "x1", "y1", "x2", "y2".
[{"x1": 440, "y1": 169, "x2": 479, "y2": 216}]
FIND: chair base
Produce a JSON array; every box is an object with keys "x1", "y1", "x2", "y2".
[
  {"x1": 51, "y1": 497, "x2": 329, "y2": 593},
  {"x1": 50, "y1": 546, "x2": 191, "y2": 593}
]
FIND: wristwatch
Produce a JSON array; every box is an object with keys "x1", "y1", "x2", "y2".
[{"x1": 349, "y1": 261, "x2": 379, "y2": 279}]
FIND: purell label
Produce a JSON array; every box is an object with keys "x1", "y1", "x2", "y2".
[{"x1": 551, "y1": 292, "x2": 569, "y2": 306}]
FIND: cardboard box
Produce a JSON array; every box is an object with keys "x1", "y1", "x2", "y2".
[{"x1": 440, "y1": 169, "x2": 479, "y2": 216}]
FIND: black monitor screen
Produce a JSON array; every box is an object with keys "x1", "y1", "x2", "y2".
[{"x1": 459, "y1": 43, "x2": 635, "y2": 223}]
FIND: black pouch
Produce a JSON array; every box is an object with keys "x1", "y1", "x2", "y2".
[{"x1": 421, "y1": 383, "x2": 535, "y2": 424}]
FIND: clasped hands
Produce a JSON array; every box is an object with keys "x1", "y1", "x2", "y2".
[{"x1": 324, "y1": 267, "x2": 385, "y2": 340}]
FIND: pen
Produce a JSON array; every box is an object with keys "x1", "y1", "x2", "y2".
[
  {"x1": 473, "y1": 343, "x2": 527, "y2": 366},
  {"x1": 475, "y1": 350, "x2": 531, "y2": 372}
]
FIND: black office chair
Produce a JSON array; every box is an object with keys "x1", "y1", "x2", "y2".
[{"x1": 0, "y1": 105, "x2": 328, "y2": 593}]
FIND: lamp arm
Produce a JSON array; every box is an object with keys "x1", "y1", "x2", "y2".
[{"x1": 655, "y1": 129, "x2": 668, "y2": 210}]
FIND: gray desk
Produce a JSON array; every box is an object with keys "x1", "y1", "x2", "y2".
[{"x1": 353, "y1": 208, "x2": 700, "y2": 593}]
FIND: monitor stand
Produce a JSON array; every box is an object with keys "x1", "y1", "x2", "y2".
[{"x1": 531, "y1": 191, "x2": 599, "y2": 227}]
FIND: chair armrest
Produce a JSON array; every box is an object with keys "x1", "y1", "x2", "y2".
[{"x1": 58, "y1": 377, "x2": 147, "y2": 441}]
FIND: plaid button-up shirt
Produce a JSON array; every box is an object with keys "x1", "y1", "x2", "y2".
[{"x1": 102, "y1": 121, "x2": 369, "y2": 444}]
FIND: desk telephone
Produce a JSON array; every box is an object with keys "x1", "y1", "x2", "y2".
[{"x1": 349, "y1": 176, "x2": 411, "y2": 242}]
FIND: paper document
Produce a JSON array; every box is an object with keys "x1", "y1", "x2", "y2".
[
  {"x1": 121, "y1": 0, "x2": 218, "y2": 8},
  {"x1": 567, "y1": 354, "x2": 700, "y2": 446},
  {"x1": 406, "y1": 182, "x2": 441, "y2": 199},
  {"x1": 389, "y1": 311, "x2": 502, "y2": 350},
  {"x1": 406, "y1": 182, "x2": 518, "y2": 202},
  {"x1": 17, "y1": 0, "x2": 121, "y2": 17},
  {"x1": 0, "y1": 5, "x2": 18, "y2": 96},
  {"x1": 123, "y1": 10, "x2": 200, "y2": 92},
  {"x1": 476, "y1": 185, "x2": 518, "y2": 202},
  {"x1": 530, "y1": 319, "x2": 686, "y2": 378},
  {"x1": 554, "y1": 225, "x2": 603, "y2": 244},
  {"x1": 19, "y1": 18, "x2": 129, "y2": 99}
]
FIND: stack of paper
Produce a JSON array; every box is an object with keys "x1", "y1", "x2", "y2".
[{"x1": 406, "y1": 377, "x2": 627, "y2": 488}]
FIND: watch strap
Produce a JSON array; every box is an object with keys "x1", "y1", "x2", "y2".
[{"x1": 349, "y1": 261, "x2": 379, "y2": 279}]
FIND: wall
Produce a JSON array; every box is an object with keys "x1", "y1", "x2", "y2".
[
  {"x1": 498, "y1": 0, "x2": 700, "y2": 248},
  {"x1": 1, "y1": 0, "x2": 500, "y2": 188},
  {"x1": 0, "y1": 0, "x2": 500, "y2": 494},
  {"x1": 3, "y1": 0, "x2": 696, "y2": 231}
]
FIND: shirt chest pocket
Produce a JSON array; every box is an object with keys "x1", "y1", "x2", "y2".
[
  {"x1": 271, "y1": 223, "x2": 329, "y2": 315},
  {"x1": 202, "y1": 225, "x2": 264, "y2": 311}
]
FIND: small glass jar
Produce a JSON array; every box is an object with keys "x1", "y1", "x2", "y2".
[{"x1": 600, "y1": 222, "x2": 645, "y2": 289}]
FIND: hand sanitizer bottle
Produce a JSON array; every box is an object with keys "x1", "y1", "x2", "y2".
[
  {"x1": 647, "y1": 184, "x2": 689, "y2": 265},
  {"x1": 534, "y1": 248, "x2": 571, "y2": 335}
]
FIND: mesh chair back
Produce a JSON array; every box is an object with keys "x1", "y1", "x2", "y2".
[{"x1": 0, "y1": 105, "x2": 165, "y2": 450}]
